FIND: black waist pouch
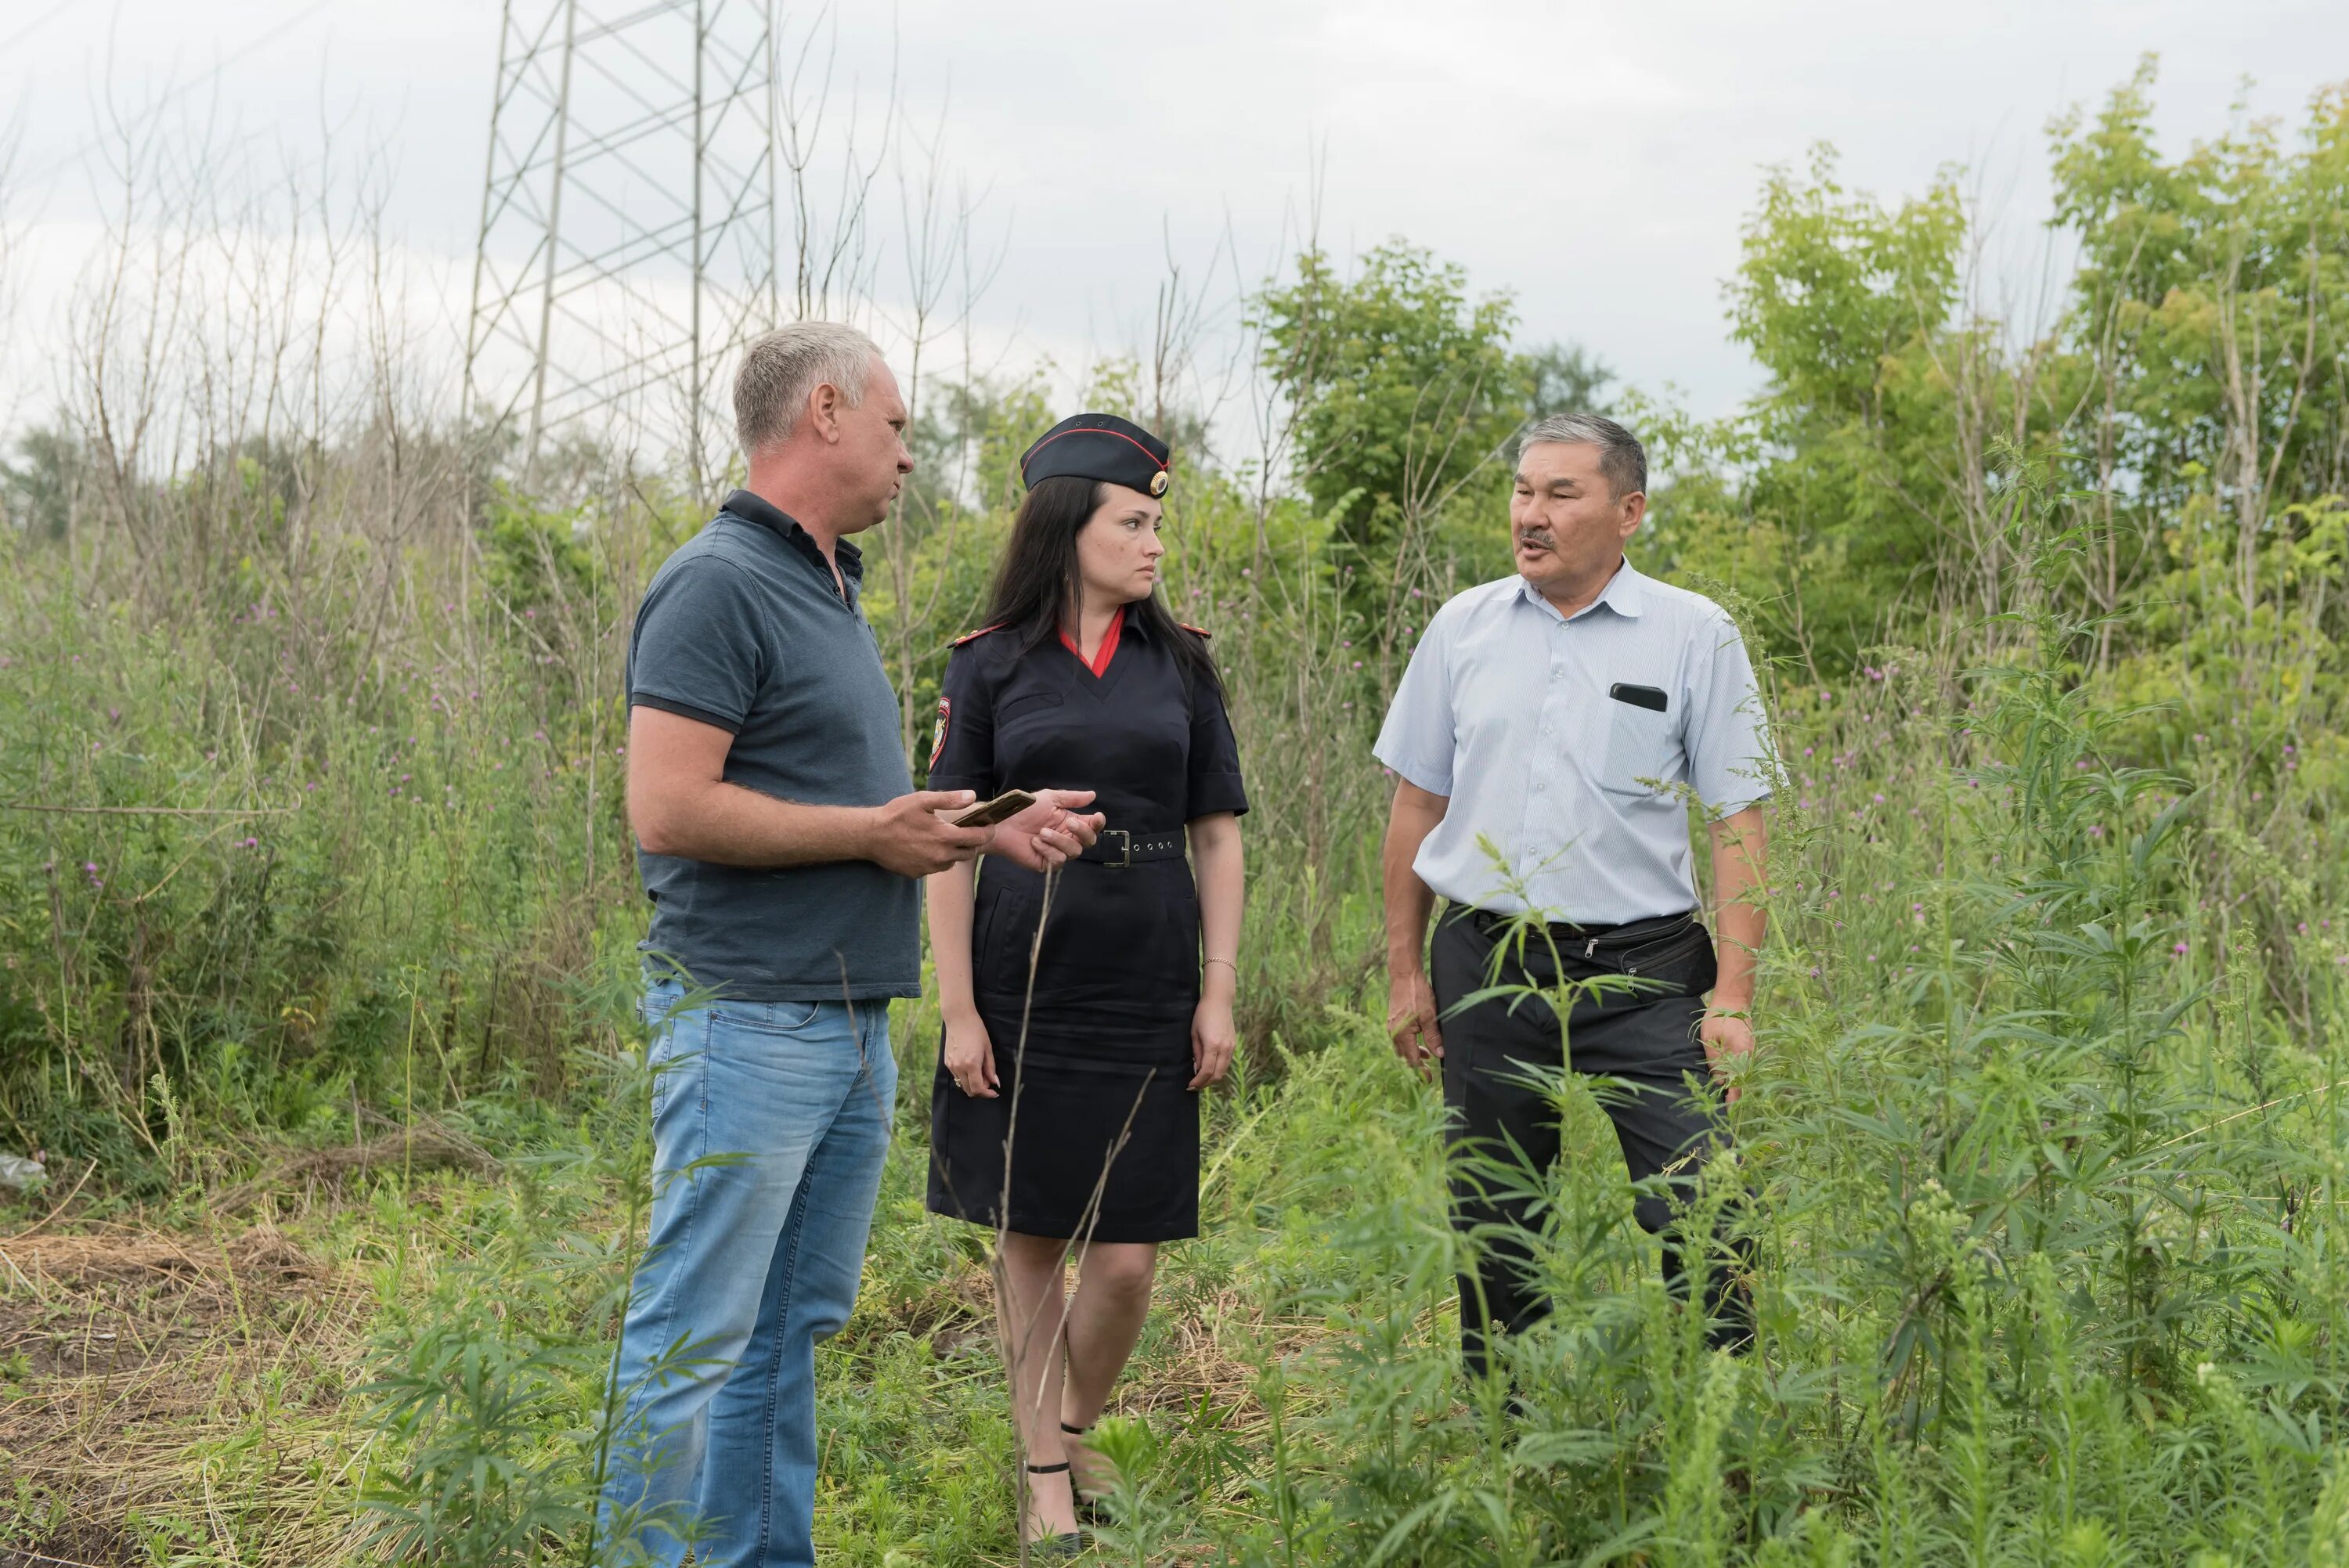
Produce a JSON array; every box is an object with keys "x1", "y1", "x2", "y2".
[{"x1": 1468, "y1": 907, "x2": 1719, "y2": 997}]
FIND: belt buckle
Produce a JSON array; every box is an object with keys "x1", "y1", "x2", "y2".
[{"x1": 1101, "y1": 828, "x2": 1131, "y2": 869}]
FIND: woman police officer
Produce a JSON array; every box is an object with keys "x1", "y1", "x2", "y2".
[{"x1": 923, "y1": 413, "x2": 1247, "y2": 1551}]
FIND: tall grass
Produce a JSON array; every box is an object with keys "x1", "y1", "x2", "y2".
[
  {"x1": 9, "y1": 72, "x2": 2349, "y2": 1563},
  {"x1": 10, "y1": 436, "x2": 2349, "y2": 1559}
]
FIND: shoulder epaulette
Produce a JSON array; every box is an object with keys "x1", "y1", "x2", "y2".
[
  {"x1": 1178, "y1": 622, "x2": 1212, "y2": 639},
  {"x1": 949, "y1": 623, "x2": 1008, "y2": 648}
]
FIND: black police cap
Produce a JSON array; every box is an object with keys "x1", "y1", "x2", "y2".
[{"x1": 1018, "y1": 413, "x2": 1172, "y2": 498}]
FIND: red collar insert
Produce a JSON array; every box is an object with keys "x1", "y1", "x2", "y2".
[{"x1": 1059, "y1": 605, "x2": 1126, "y2": 678}]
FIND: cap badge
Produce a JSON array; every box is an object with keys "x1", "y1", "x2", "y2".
[{"x1": 1149, "y1": 470, "x2": 1169, "y2": 497}]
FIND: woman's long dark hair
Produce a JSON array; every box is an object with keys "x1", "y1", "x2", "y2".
[{"x1": 982, "y1": 474, "x2": 1223, "y2": 699}]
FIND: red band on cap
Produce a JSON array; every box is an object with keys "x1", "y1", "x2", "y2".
[{"x1": 1021, "y1": 425, "x2": 1171, "y2": 481}]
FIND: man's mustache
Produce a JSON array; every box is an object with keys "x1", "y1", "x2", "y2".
[{"x1": 1516, "y1": 529, "x2": 1557, "y2": 552}]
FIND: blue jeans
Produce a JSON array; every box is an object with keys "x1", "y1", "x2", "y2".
[{"x1": 599, "y1": 977, "x2": 897, "y2": 1567}]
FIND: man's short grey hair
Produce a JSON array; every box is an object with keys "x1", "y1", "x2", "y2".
[
  {"x1": 1519, "y1": 412, "x2": 1646, "y2": 499},
  {"x1": 733, "y1": 322, "x2": 883, "y2": 453}
]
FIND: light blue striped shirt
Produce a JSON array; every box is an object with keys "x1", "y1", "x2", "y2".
[{"x1": 1373, "y1": 560, "x2": 1773, "y2": 925}]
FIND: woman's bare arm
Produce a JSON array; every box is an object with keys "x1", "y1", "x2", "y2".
[
  {"x1": 1187, "y1": 812, "x2": 1245, "y2": 1089},
  {"x1": 927, "y1": 858, "x2": 982, "y2": 1026}
]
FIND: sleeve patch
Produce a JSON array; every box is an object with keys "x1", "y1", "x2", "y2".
[{"x1": 929, "y1": 697, "x2": 952, "y2": 768}]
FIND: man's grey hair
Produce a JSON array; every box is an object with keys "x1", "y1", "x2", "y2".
[
  {"x1": 1519, "y1": 412, "x2": 1646, "y2": 499},
  {"x1": 733, "y1": 322, "x2": 883, "y2": 454}
]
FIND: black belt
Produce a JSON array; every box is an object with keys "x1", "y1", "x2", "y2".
[{"x1": 1077, "y1": 829, "x2": 1185, "y2": 868}]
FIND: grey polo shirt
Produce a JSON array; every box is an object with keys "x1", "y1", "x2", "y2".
[
  {"x1": 1373, "y1": 560, "x2": 1773, "y2": 926},
  {"x1": 627, "y1": 489, "x2": 918, "y2": 1000}
]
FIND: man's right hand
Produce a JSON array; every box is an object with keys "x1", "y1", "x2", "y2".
[
  {"x1": 1387, "y1": 965, "x2": 1444, "y2": 1082},
  {"x1": 866, "y1": 791, "x2": 994, "y2": 877}
]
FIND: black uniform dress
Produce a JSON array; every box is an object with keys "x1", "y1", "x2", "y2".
[{"x1": 924, "y1": 609, "x2": 1248, "y2": 1242}]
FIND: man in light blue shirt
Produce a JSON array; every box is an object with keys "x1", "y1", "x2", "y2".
[{"x1": 1376, "y1": 412, "x2": 1770, "y2": 1375}]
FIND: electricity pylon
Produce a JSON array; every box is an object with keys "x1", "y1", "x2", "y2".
[{"x1": 465, "y1": 0, "x2": 779, "y2": 477}]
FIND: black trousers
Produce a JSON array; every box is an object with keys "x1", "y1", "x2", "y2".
[{"x1": 1433, "y1": 906, "x2": 1752, "y2": 1378}]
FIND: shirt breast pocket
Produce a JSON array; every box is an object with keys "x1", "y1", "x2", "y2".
[
  {"x1": 996, "y1": 690, "x2": 1065, "y2": 725},
  {"x1": 1600, "y1": 694, "x2": 1676, "y2": 797}
]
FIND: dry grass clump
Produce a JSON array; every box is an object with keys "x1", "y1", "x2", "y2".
[
  {"x1": 0, "y1": 1225, "x2": 371, "y2": 1566},
  {"x1": 1126, "y1": 1293, "x2": 1330, "y2": 1434},
  {"x1": 209, "y1": 1123, "x2": 500, "y2": 1218}
]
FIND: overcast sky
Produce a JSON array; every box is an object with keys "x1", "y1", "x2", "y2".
[{"x1": 3, "y1": 0, "x2": 2344, "y2": 437}]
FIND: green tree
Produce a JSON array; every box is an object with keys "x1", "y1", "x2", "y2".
[
  {"x1": 2, "y1": 425, "x2": 84, "y2": 542},
  {"x1": 1523, "y1": 341, "x2": 1615, "y2": 420},
  {"x1": 1723, "y1": 146, "x2": 1970, "y2": 669},
  {"x1": 2048, "y1": 60, "x2": 2349, "y2": 636},
  {"x1": 1253, "y1": 242, "x2": 1525, "y2": 579}
]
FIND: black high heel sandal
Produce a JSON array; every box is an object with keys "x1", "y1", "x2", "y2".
[
  {"x1": 1062, "y1": 1422, "x2": 1110, "y2": 1527},
  {"x1": 1023, "y1": 1460, "x2": 1084, "y2": 1558}
]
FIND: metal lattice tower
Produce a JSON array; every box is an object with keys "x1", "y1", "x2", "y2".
[{"x1": 466, "y1": 0, "x2": 778, "y2": 473}]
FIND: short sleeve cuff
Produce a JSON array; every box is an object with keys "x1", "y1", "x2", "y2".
[
  {"x1": 924, "y1": 770, "x2": 991, "y2": 797},
  {"x1": 1185, "y1": 773, "x2": 1250, "y2": 820},
  {"x1": 1373, "y1": 742, "x2": 1452, "y2": 798},
  {"x1": 1703, "y1": 784, "x2": 1773, "y2": 820},
  {"x1": 632, "y1": 690, "x2": 744, "y2": 734}
]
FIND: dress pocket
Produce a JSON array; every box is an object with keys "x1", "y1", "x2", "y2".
[
  {"x1": 1154, "y1": 884, "x2": 1203, "y2": 989},
  {"x1": 1600, "y1": 698, "x2": 1674, "y2": 796},
  {"x1": 978, "y1": 884, "x2": 1044, "y2": 989}
]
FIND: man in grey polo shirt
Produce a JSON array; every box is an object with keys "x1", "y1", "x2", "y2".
[
  {"x1": 1376, "y1": 412, "x2": 1770, "y2": 1377},
  {"x1": 603, "y1": 322, "x2": 1101, "y2": 1566}
]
